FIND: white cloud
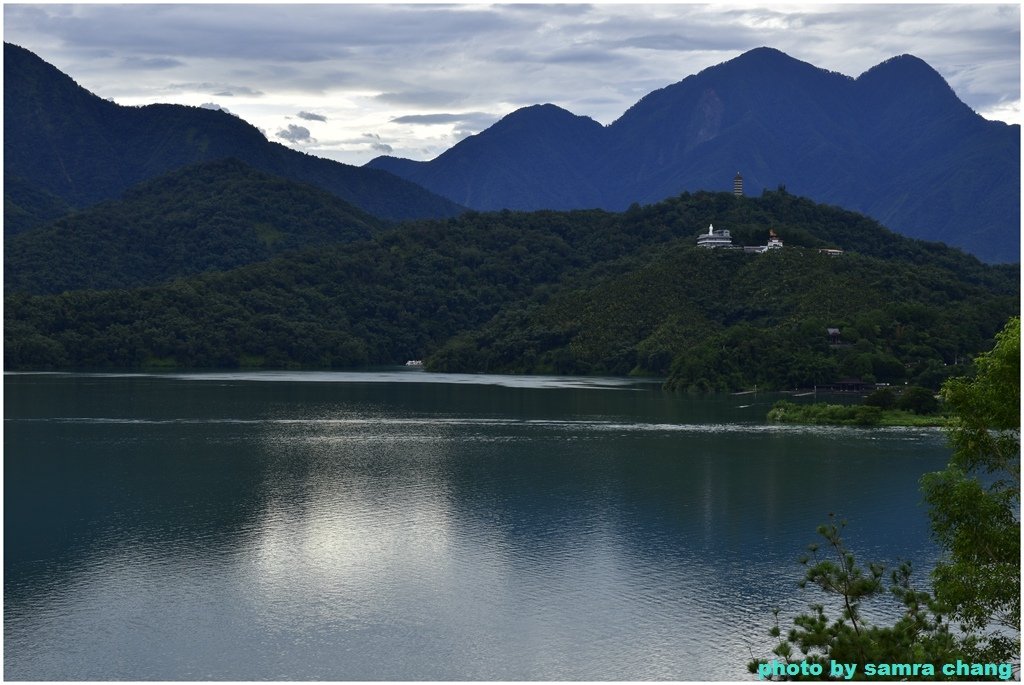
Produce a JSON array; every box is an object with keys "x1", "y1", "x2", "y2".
[{"x1": 979, "y1": 99, "x2": 1022, "y2": 125}]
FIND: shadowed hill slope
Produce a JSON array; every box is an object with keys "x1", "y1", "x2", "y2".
[{"x1": 4, "y1": 42, "x2": 465, "y2": 226}]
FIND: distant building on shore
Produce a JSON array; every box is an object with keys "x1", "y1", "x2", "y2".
[{"x1": 733, "y1": 172, "x2": 744, "y2": 197}]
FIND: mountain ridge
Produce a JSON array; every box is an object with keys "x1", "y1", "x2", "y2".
[
  {"x1": 3, "y1": 42, "x2": 465, "y2": 226},
  {"x1": 372, "y1": 103, "x2": 607, "y2": 210},
  {"x1": 366, "y1": 47, "x2": 1019, "y2": 262}
]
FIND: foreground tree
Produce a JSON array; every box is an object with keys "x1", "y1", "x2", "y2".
[
  {"x1": 748, "y1": 517, "x2": 972, "y2": 680},
  {"x1": 750, "y1": 317, "x2": 1020, "y2": 678},
  {"x1": 921, "y1": 316, "x2": 1019, "y2": 662}
]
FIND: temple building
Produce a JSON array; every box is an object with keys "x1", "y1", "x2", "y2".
[
  {"x1": 733, "y1": 172, "x2": 744, "y2": 197},
  {"x1": 742, "y1": 228, "x2": 785, "y2": 253},
  {"x1": 696, "y1": 223, "x2": 736, "y2": 249},
  {"x1": 696, "y1": 224, "x2": 790, "y2": 253}
]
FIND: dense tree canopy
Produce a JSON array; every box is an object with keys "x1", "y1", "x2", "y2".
[
  {"x1": 5, "y1": 190, "x2": 1018, "y2": 386},
  {"x1": 5, "y1": 159, "x2": 385, "y2": 294},
  {"x1": 922, "y1": 317, "x2": 1020, "y2": 661},
  {"x1": 428, "y1": 205, "x2": 1016, "y2": 391}
]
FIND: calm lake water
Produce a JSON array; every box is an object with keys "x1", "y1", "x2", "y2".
[{"x1": 5, "y1": 370, "x2": 950, "y2": 680}]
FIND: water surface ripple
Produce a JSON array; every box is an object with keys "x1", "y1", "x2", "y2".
[{"x1": 5, "y1": 371, "x2": 948, "y2": 680}]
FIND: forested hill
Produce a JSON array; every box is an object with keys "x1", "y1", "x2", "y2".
[
  {"x1": 367, "y1": 47, "x2": 1019, "y2": 263},
  {"x1": 3, "y1": 42, "x2": 464, "y2": 226},
  {"x1": 5, "y1": 159, "x2": 385, "y2": 294},
  {"x1": 425, "y1": 191, "x2": 1017, "y2": 390},
  {"x1": 6, "y1": 189, "x2": 1017, "y2": 392}
]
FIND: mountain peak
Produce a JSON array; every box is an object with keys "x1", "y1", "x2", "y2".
[
  {"x1": 856, "y1": 53, "x2": 969, "y2": 118},
  {"x1": 859, "y1": 53, "x2": 945, "y2": 82},
  {"x1": 495, "y1": 103, "x2": 598, "y2": 128},
  {"x1": 513, "y1": 103, "x2": 571, "y2": 115},
  {"x1": 481, "y1": 103, "x2": 603, "y2": 141},
  {"x1": 735, "y1": 46, "x2": 794, "y2": 63},
  {"x1": 711, "y1": 47, "x2": 825, "y2": 75},
  {"x1": 5, "y1": 41, "x2": 113, "y2": 109}
]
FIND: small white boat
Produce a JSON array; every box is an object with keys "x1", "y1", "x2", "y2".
[{"x1": 405, "y1": 360, "x2": 423, "y2": 367}]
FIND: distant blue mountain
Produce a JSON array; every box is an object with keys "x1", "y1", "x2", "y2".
[
  {"x1": 368, "y1": 47, "x2": 1019, "y2": 263},
  {"x1": 4, "y1": 42, "x2": 464, "y2": 225}
]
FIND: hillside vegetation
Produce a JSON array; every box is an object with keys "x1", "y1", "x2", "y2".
[
  {"x1": 5, "y1": 159, "x2": 385, "y2": 294},
  {"x1": 429, "y1": 242, "x2": 1014, "y2": 392},
  {"x1": 5, "y1": 186, "x2": 1017, "y2": 391}
]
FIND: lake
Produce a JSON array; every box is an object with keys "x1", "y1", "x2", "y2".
[{"x1": 4, "y1": 370, "x2": 950, "y2": 680}]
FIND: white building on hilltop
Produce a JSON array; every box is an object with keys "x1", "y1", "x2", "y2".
[
  {"x1": 696, "y1": 223, "x2": 735, "y2": 249},
  {"x1": 697, "y1": 224, "x2": 797, "y2": 254}
]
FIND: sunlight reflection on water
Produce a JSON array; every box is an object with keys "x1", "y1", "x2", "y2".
[{"x1": 5, "y1": 372, "x2": 949, "y2": 680}]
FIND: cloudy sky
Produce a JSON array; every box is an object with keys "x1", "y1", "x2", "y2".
[{"x1": 4, "y1": 3, "x2": 1020, "y2": 166}]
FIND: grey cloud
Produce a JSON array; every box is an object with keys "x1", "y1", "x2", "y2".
[
  {"x1": 2, "y1": 4, "x2": 528, "y2": 63},
  {"x1": 610, "y1": 33, "x2": 753, "y2": 53},
  {"x1": 374, "y1": 90, "x2": 467, "y2": 107},
  {"x1": 362, "y1": 133, "x2": 393, "y2": 154},
  {"x1": 120, "y1": 56, "x2": 184, "y2": 70},
  {"x1": 544, "y1": 48, "x2": 631, "y2": 65},
  {"x1": 298, "y1": 111, "x2": 328, "y2": 122},
  {"x1": 391, "y1": 113, "x2": 466, "y2": 125},
  {"x1": 200, "y1": 102, "x2": 231, "y2": 113},
  {"x1": 222, "y1": 86, "x2": 263, "y2": 96},
  {"x1": 390, "y1": 112, "x2": 495, "y2": 128},
  {"x1": 574, "y1": 96, "x2": 625, "y2": 108},
  {"x1": 499, "y1": 4, "x2": 593, "y2": 17},
  {"x1": 487, "y1": 47, "x2": 531, "y2": 64},
  {"x1": 165, "y1": 82, "x2": 264, "y2": 97},
  {"x1": 5, "y1": 5, "x2": 340, "y2": 62},
  {"x1": 277, "y1": 124, "x2": 314, "y2": 143}
]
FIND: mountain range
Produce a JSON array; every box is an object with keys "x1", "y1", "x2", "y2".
[
  {"x1": 3, "y1": 42, "x2": 1018, "y2": 386},
  {"x1": 368, "y1": 47, "x2": 1020, "y2": 263},
  {"x1": 3, "y1": 42, "x2": 464, "y2": 227}
]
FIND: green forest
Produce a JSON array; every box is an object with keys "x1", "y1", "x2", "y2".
[
  {"x1": 5, "y1": 168, "x2": 1018, "y2": 392},
  {"x1": 5, "y1": 159, "x2": 385, "y2": 293}
]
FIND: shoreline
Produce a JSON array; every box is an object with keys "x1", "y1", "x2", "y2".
[{"x1": 767, "y1": 399, "x2": 947, "y2": 427}]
